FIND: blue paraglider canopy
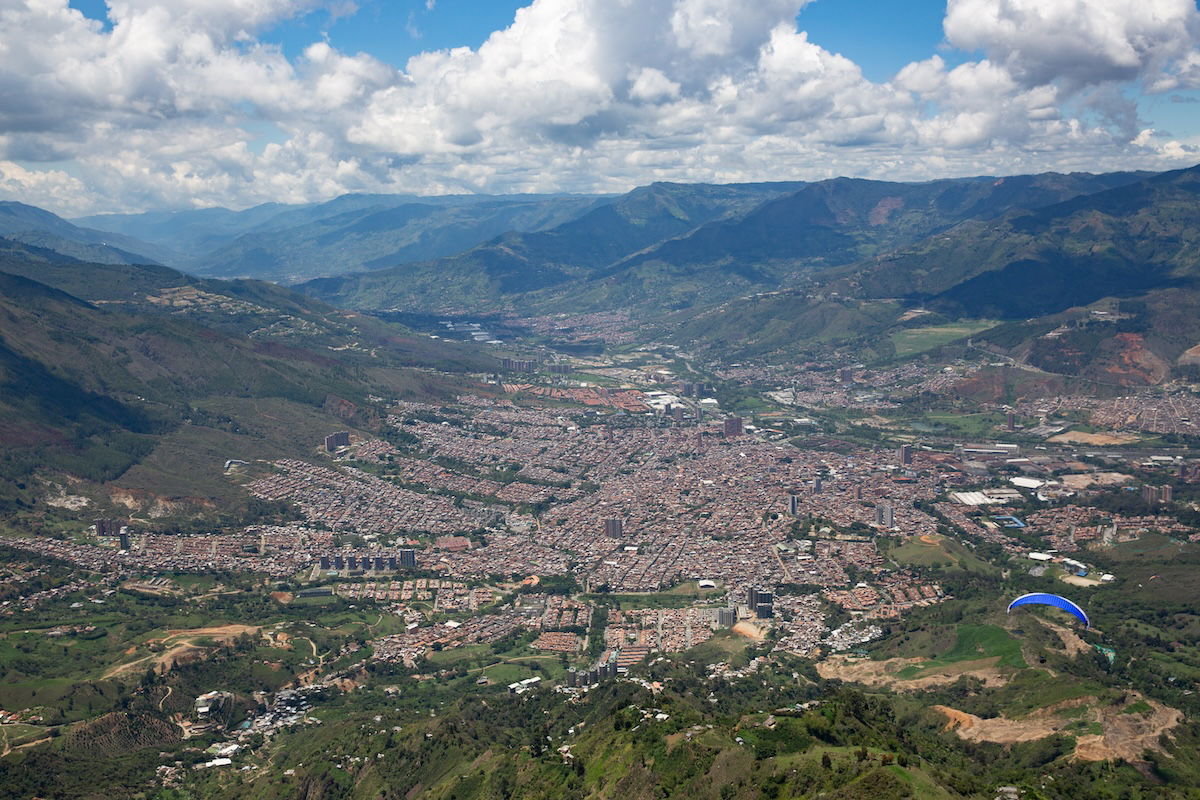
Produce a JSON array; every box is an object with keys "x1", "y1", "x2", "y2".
[{"x1": 1007, "y1": 593, "x2": 1089, "y2": 628}]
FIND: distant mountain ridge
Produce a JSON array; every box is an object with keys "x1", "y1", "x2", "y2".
[
  {"x1": 655, "y1": 164, "x2": 1200, "y2": 383},
  {"x1": 298, "y1": 170, "x2": 1151, "y2": 314},
  {"x1": 75, "y1": 192, "x2": 613, "y2": 282},
  {"x1": 0, "y1": 201, "x2": 172, "y2": 265}
]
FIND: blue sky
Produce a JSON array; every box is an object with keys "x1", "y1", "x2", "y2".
[
  {"x1": 71, "y1": 0, "x2": 960, "y2": 82},
  {"x1": 9, "y1": 1, "x2": 1198, "y2": 213}
]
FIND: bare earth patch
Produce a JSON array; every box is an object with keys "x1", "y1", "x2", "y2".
[
  {"x1": 934, "y1": 695, "x2": 1181, "y2": 763},
  {"x1": 732, "y1": 621, "x2": 766, "y2": 641},
  {"x1": 44, "y1": 492, "x2": 91, "y2": 510},
  {"x1": 817, "y1": 654, "x2": 1008, "y2": 690},
  {"x1": 1049, "y1": 431, "x2": 1140, "y2": 446},
  {"x1": 1059, "y1": 472, "x2": 1133, "y2": 489},
  {"x1": 1037, "y1": 619, "x2": 1090, "y2": 657}
]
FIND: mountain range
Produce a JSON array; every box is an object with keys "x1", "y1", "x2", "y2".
[
  {"x1": 8, "y1": 163, "x2": 1200, "y2": 387},
  {"x1": 294, "y1": 171, "x2": 1151, "y2": 314}
]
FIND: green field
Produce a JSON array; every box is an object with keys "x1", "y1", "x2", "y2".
[
  {"x1": 887, "y1": 535, "x2": 996, "y2": 574},
  {"x1": 895, "y1": 624, "x2": 1027, "y2": 678},
  {"x1": 912, "y1": 411, "x2": 1011, "y2": 438},
  {"x1": 890, "y1": 321, "x2": 997, "y2": 358},
  {"x1": 684, "y1": 630, "x2": 753, "y2": 667}
]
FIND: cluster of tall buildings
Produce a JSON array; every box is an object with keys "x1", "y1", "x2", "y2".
[
  {"x1": 317, "y1": 549, "x2": 417, "y2": 572},
  {"x1": 500, "y1": 358, "x2": 539, "y2": 373},
  {"x1": 747, "y1": 587, "x2": 774, "y2": 619},
  {"x1": 95, "y1": 518, "x2": 130, "y2": 550},
  {"x1": 1141, "y1": 485, "x2": 1174, "y2": 505},
  {"x1": 566, "y1": 659, "x2": 619, "y2": 687}
]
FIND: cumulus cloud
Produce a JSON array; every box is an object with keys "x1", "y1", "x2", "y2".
[
  {"x1": 943, "y1": 0, "x2": 1200, "y2": 91},
  {"x1": 0, "y1": 0, "x2": 1197, "y2": 214}
]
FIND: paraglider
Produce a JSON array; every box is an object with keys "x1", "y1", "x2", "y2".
[{"x1": 1006, "y1": 593, "x2": 1089, "y2": 629}]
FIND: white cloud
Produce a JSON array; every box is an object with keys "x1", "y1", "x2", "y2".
[
  {"x1": 0, "y1": 0, "x2": 1197, "y2": 215},
  {"x1": 944, "y1": 0, "x2": 1200, "y2": 92}
]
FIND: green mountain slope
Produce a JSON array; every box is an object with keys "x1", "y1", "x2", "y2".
[
  {"x1": 0, "y1": 245, "x2": 493, "y2": 514},
  {"x1": 849, "y1": 164, "x2": 1200, "y2": 317},
  {"x1": 657, "y1": 166, "x2": 1200, "y2": 372}
]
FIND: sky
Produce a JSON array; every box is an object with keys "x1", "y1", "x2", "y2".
[{"x1": 2, "y1": 0, "x2": 1199, "y2": 215}]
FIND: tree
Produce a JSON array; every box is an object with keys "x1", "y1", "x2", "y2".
[{"x1": 821, "y1": 753, "x2": 833, "y2": 769}]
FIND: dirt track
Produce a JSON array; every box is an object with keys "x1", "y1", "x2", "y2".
[
  {"x1": 818, "y1": 654, "x2": 1008, "y2": 690},
  {"x1": 934, "y1": 695, "x2": 1182, "y2": 762},
  {"x1": 103, "y1": 625, "x2": 260, "y2": 678}
]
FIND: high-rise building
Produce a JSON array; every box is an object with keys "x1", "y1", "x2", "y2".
[
  {"x1": 723, "y1": 416, "x2": 744, "y2": 437},
  {"x1": 333, "y1": 556, "x2": 345, "y2": 570},
  {"x1": 811, "y1": 477, "x2": 823, "y2": 495},
  {"x1": 604, "y1": 518, "x2": 624, "y2": 538},
  {"x1": 374, "y1": 555, "x2": 386, "y2": 571},
  {"x1": 672, "y1": 405, "x2": 685, "y2": 422},
  {"x1": 347, "y1": 555, "x2": 358, "y2": 570},
  {"x1": 839, "y1": 368, "x2": 854, "y2": 383},
  {"x1": 789, "y1": 494, "x2": 802, "y2": 516},
  {"x1": 118, "y1": 531, "x2": 131, "y2": 551},
  {"x1": 319, "y1": 555, "x2": 331, "y2": 570},
  {"x1": 1006, "y1": 412, "x2": 1017, "y2": 432},
  {"x1": 501, "y1": 358, "x2": 538, "y2": 373},
  {"x1": 324, "y1": 431, "x2": 350, "y2": 452},
  {"x1": 1142, "y1": 485, "x2": 1173, "y2": 504},
  {"x1": 875, "y1": 502, "x2": 895, "y2": 528},
  {"x1": 747, "y1": 588, "x2": 773, "y2": 609},
  {"x1": 398, "y1": 549, "x2": 417, "y2": 569},
  {"x1": 897, "y1": 444, "x2": 912, "y2": 466},
  {"x1": 755, "y1": 602, "x2": 774, "y2": 619},
  {"x1": 717, "y1": 607, "x2": 737, "y2": 628}
]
